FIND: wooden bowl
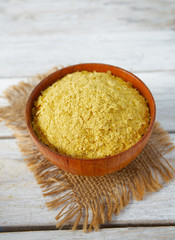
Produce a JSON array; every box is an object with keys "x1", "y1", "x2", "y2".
[{"x1": 25, "y1": 63, "x2": 156, "y2": 176}]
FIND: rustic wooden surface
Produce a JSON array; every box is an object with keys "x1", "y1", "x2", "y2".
[
  {"x1": 1, "y1": 227, "x2": 175, "y2": 240},
  {"x1": 0, "y1": 0, "x2": 175, "y2": 239}
]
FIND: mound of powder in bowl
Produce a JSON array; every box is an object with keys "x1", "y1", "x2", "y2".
[{"x1": 32, "y1": 71, "x2": 150, "y2": 159}]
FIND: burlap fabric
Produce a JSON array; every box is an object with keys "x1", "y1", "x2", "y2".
[{"x1": 0, "y1": 67, "x2": 175, "y2": 232}]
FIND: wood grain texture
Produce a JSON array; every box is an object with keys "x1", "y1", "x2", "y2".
[
  {"x1": 1, "y1": 0, "x2": 175, "y2": 36},
  {"x1": 0, "y1": 31, "x2": 175, "y2": 78},
  {"x1": 0, "y1": 135, "x2": 175, "y2": 227},
  {"x1": 4, "y1": 104, "x2": 175, "y2": 138},
  {"x1": 1, "y1": 71, "x2": 175, "y2": 100},
  {"x1": 1, "y1": 227, "x2": 175, "y2": 240},
  {"x1": 1, "y1": 71, "x2": 174, "y2": 136}
]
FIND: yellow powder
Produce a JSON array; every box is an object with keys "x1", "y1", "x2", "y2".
[{"x1": 32, "y1": 71, "x2": 150, "y2": 159}]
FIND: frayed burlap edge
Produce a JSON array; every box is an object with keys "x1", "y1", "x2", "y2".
[{"x1": 0, "y1": 67, "x2": 175, "y2": 232}]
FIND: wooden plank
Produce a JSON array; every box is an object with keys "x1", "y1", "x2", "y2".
[
  {"x1": 155, "y1": 100, "x2": 175, "y2": 132},
  {"x1": 0, "y1": 31, "x2": 175, "y2": 78},
  {"x1": 1, "y1": 99, "x2": 174, "y2": 136},
  {"x1": 0, "y1": 71, "x2": 175, "y2": 136},
  {"x1": 0, "y1": 0, "x2": 174, "y2": 37},
  {"x1": 136, "y1": 71, "x2": 175, "y2": 101},
  {"x1": 0, "y1": 123, "x2": 13, "y2": 138},
  {"x1": 0, "y1": 135, "x2": 175, "y2": 227},
  {"x1": 0, "y1": 78, "x2": 26, "y2": 93},
  {"x1": 1, "y1": 227, "x2": 175, "y2": 240},
  {"x1": 0, "y1": 71, "x2": 175, "y2": 100}
]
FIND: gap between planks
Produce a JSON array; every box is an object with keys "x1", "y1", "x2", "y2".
[
  {"x1": 1, "y1": 223, "x2": 175, "y2": 233},
  {"x1": 0, "y1": 136, "x2": 15, "y2": 139}
]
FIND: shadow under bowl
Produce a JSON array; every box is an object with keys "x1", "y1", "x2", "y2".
[{"x1": 25, "y1": 63, "x2": 156, "y2": 176}]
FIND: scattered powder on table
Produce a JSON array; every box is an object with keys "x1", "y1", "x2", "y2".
[{"x1": 32, "y1": 71, "x2": 150, "y2": 159}]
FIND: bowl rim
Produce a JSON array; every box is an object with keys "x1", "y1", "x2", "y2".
[{"x1": 25, "y1": 63, "x2": 156, "y2": 162}]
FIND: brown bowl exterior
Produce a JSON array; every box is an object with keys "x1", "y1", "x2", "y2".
[{"x1": 25, "y1": 63, "x2": 156, "y2": 176}]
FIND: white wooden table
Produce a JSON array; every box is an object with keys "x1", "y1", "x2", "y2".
[{"x1": 0, "y1": 0, "x2": 175, "y2": 239}]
